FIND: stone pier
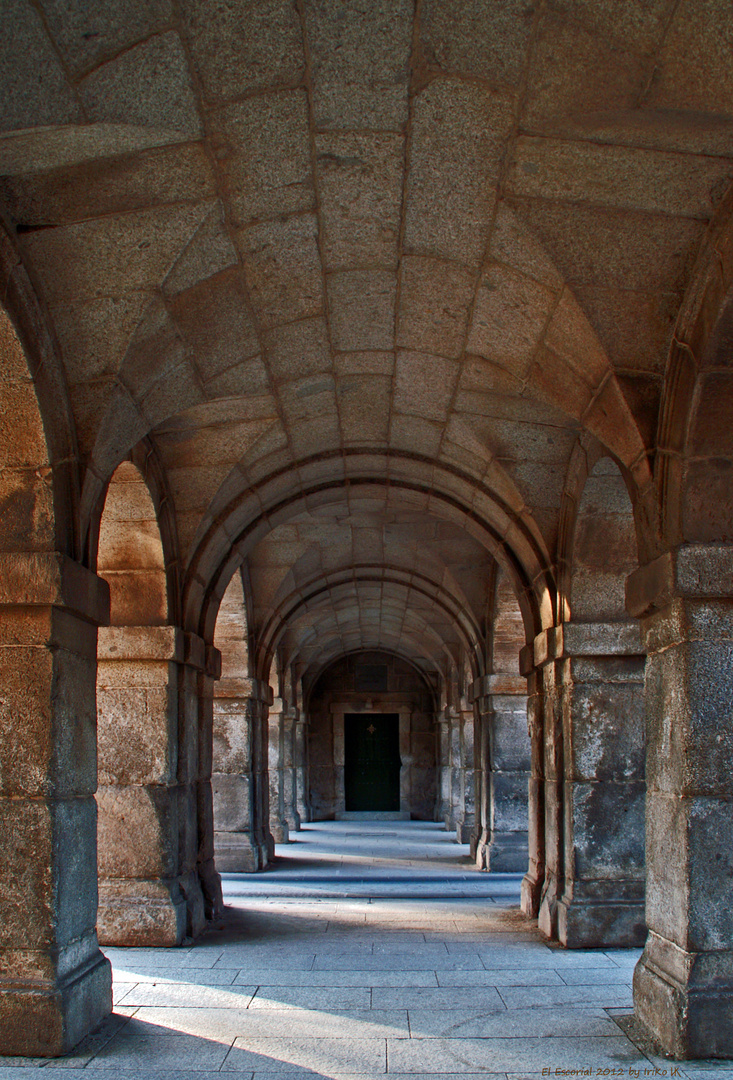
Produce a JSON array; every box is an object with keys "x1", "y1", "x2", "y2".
[
  {"x1": 471, "y1": 675, "x2": 530, "y2": 872},
  {"x1": 630, "y1": 548, "x2": 733, "y2": 1058},
  {"x1": 557, "y1": 622, "x2": 646, "y2": 948},
  {"x1": 0, "y1": 554, "x2": 112, "y2": 1056},
  {"x1": 213, "y1": 677, "x2": 273, "y2": 872},
  {"x1": 96, "y1": 625, "x2": 207, "y2": 945}
]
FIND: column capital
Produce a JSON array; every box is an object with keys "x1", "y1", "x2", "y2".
[
  {"x1": 214, "y1": 676, "x2": 273, "y2": 705},
  {"x1": 0, "y1": 551, "x2": 109, "y2": 625},
  {"x1": 97, "y1": 625, "x2": 221, "y2": 676},
  {"x1": 521, "y1": 622, "x2": 643, "y2": 675},
  {"x1": 469, "y1": 674, "x2": 527, "y2": 702},
  {"x1": 626, "y1": 543, "x2": 733, "y2": 619}
]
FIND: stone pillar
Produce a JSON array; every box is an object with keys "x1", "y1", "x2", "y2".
[
  {"x1": 96, "y1": 626, "x2": 207, "y2": 946},
  {"x1": 268, "y1": 699, "x2": 289, "y2": 843},
  {"x1": 193, "y1": 642, "x2": 224, "y2": 920},
  {"x1": 294, "y1": 713, "x2": 309, "y2": 824},
  {"x1": 470, "y1": 699, "x2": 490, "y2": 865},
  {"x1": 521, "y1": 666, "x2": 545, "y2": 917},
  {"x1": 557, "y1": 622, "x2": 646, "y2": 948},
  {"x1": 0, "y1": 553, "x2": 112, "y2": 1056},
  {"x1": 455, "y1": 709, "x2": 475, "y2": 843},
  {"x1": 282, "y1": 709, "x2": 300, "y2": 833},
  {"x1": 470, "y1": 675, "x2": 530, "y2": 871},
  {"x1": 436, "y1": 714, "x2": 451, "y2": 823},
  {"x1": 629, "y1": 547, "x2": 733, "y2": 1058},
  {"x1": 523, "y1": 629, "x2": 565, "y2": 939},
  {"x1": 437, "y1": 710, "x2": 462, "y2": 832},
  {"x1": 212, "y1": 677, "x2": 274, "y2": 871},
  {"x1": 268, "y1": 699, "x2": 300, "y2": 842}
]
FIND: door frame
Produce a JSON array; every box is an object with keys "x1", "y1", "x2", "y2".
[{"x1": 330, "y1": 700, "x2": 412, "y2": 817}]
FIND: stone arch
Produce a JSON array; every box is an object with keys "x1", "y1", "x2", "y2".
[
  {"x1": 187, "y1": 453, "x2": 556, "y2": 650},
  {"x1": 655, "y1": 183, "x2": 733, "y2": 552},
  {"x1": 95, "y1": 458, "x2": 206, "y2": 946},
  {"x1": 0, "y1": 222, "x2": 80, "y2": 557},
  {"x1": 255, "y1": 569, "x2": 486, "y2": 686},
  {"x1": 211, "y1": 569, "x2": 272, "y2": 872},
  {"x1": 472, "y1": 566, "x2": 531, "y2": 872},
  {"x1": 542, "y1": 453, "x2": 647, "y2": 948},
  {"x1": 304, "y1": 650, "x2": 439, "y2": 822}
]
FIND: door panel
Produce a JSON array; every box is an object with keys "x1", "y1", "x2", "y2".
[{"x1": 344, "y1": 713, "x2": 400, "y2": 812}]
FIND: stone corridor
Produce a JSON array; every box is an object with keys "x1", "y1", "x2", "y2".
[
  {"x1": 2, "y1": 823, "x2": 730, "y2": 1079},
  {"x1": 2, "y1": 0, "x2": 733, "y2": 1063}
]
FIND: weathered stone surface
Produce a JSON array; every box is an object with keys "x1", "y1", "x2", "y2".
[
  {"x1": 305, "y1": 0, "x2": 412, "y2": 131},
  {"x1": 3, "y1": 2, "x2": 733, "y2": 1063},
  {"x1": 316, "y1": 133, "x2": 404, "y2": 271},
  {"x1": 180, "y1": 0, "x2": 304, "y2": 101}
]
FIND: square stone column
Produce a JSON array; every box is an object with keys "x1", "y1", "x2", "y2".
[
  {"x1": 521, "y1": 667, "x2": 545, "y2": 917},
  {"x1": 628, "y1": 547, "x2": 733, "y2": 1058},
  {"x1": 268, "y1": 700, "x2": 300, "y2": 842},
  {"x1": 470, "y1": 675, "x2": 530, "y2": 872},
  {"x1": 456, "y1": 709, "x2": 475, "y2": 843},
  {"x1": 96, "y1": 626, "x2": 207, "y2": 945},
  {"x1": 196, "y1": 648, "x2": 224, "y2": 919},
  {"x1": 294, "y1": 713, "x2": 310, "y2": 824},
  {"x1": 557, "y1": 622, "x2": 646, "y2": 948},
  {"x1": 436, "y1": 709, "x2": 463, "y2": 833},
  {"x1": 212, "y1": 677, "x2": 274, "y2": 871},
  {"x1": 435, "y1": 715, "x2": 451, "y2": 822},
  {"x1": 521, "y1": 629, "x2": 565, "y2": 940},
  {"x1": 469, "y1": 700, "x2": 489, "y2": 863},
  {"x1": 0, "y1": 553, "x2": 112, "y2": 1056},
  {"x1": 281, "y1": 711, "x2": 301, "y2": 832}
]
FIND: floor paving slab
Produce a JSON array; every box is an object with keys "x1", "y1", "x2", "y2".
[
  {"x1": 116, "y1": 982, "x2": 258, "y2": 1007},
  {"x1": 89, "y1": 1033, "x2": 232, "y2": 1070},
  {"x1": 373, "y1": 986, "x2": 506, "y2": 1011},
  {"x1": 436, "y1": 969, "x2": 565, "y2": 987},
  {"x1": 223, "y1": 1036, "x2": 388, "y2": 1073},
  {"x1": 232, "y1": 969, "x2": 440, "y2": 988},
  {"x1": 406, "y1": 1006, "x2": 622, "y2": 1039},
  {"x1": 499, "y1": 985, "x2": 634, "y2": 1010},
  {"x1": 557, "y1": 967, "x2": 635, "y2": 985},
  {"x1": 123, "y1": 1006, "x2": 409, "y2": 1039},
  {"x1": 248, "y1": 986, "x2": 373, "y2": 1009},
  {"x1": 386, "y1": 1034, "x2": 650, "y2": 1072}
]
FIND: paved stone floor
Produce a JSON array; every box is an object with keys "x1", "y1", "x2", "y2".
[{"x1": 2, "y1": 822, "x2": 732, "y2": 1079}]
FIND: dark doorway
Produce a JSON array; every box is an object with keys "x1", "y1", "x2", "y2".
[{"x1": 344, "y1": 713, "x2": 401, "y2": 812}]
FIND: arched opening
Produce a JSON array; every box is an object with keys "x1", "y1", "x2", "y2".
[
  {"x1": 96, "y1": 460, "x2": 205, "y2": 945},
  {"x1": 212, "y1": 569, "x2": 273, "y2": 872},
  {"x1": 539, "y1": 454, "x2": 645, "y2": 948},
  {"x1": 473, "y1": 566, "x2": 531, "y2": 872},
  {"x1": 305, "y1": 650, "x2": 438, "y2": 821}
]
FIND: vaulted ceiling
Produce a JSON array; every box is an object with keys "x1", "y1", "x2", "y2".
[{"x1": 2, "y1": 0, "x2": 732, "y2": 684}]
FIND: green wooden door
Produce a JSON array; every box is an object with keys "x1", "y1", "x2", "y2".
[{"x1": 344, "y1": 713, "x2": 401, "y2": 812}]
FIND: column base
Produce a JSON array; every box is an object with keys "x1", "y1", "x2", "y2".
[
  {"x1": 484, "y1": 831, "x2": 529, "y2": 873},
  {"x1": 634, "y1": 933, "x2": 733, "y2": 1059},
  {"x1": 269, "y1": 821, "x2": 290, "y2": 844},
  {"x1": 456, "y1": 820, "x2": 472, "y2": 843},
  {"x1": 0, "y1": 950, "x2": 111, "y2": 1057},
  {"x1": 197, "y1": 856, "x2": 223, "y2": 919},
  {"x1": 521, "y1": 869, "x2": 543, "y2": 918},
  {"x1": 98, "y1": 874, "x2": 206, "y2": 946},
  {"x1": 214, "y1": 830, "x2": 270, "y2": 872},
  {"x1": 558, "y1": 892, "x2": 646, "y2": 948},
  {"x1": 538, "y1": 870, "x2": 562, "y2": 939}
]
